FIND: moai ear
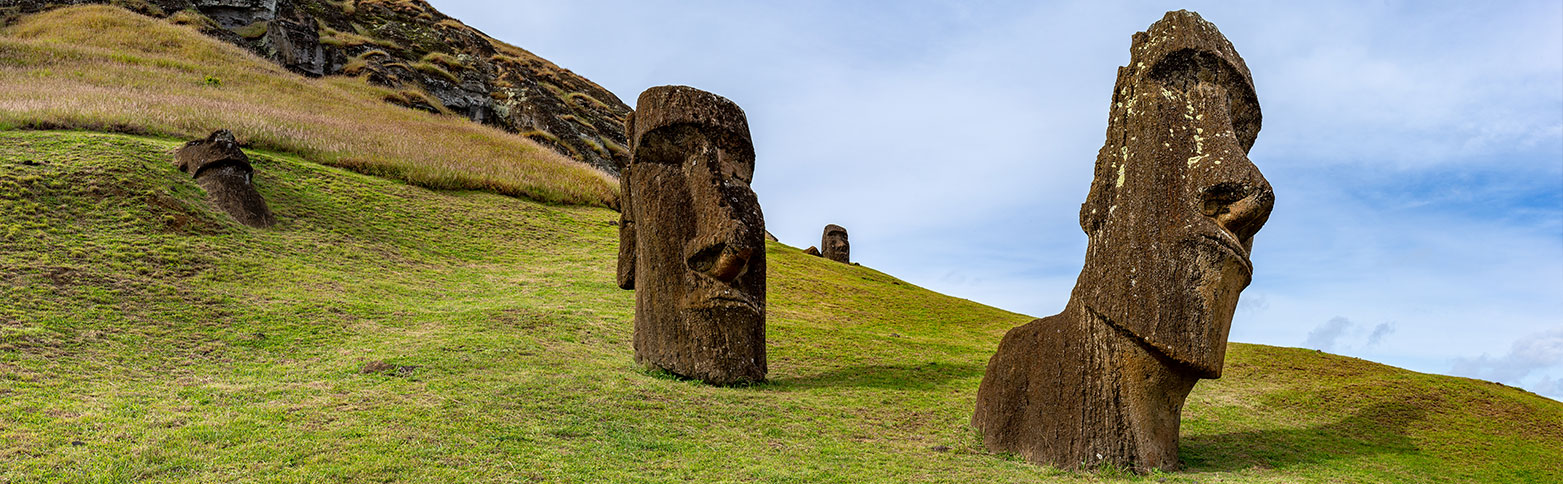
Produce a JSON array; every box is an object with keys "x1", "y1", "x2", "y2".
[
  {"x1": 1079, "y1": 165, "x2": 1116, "y2": 235},
  {"x1": 623, "y1": 112, "x2": 637, "y2": 158},
  {"x1": 616, "y1": 219, "x2": 636, "y2": 290},
  {"x1": 617, "y1": 113, "x2": 637, "y2": 290}
]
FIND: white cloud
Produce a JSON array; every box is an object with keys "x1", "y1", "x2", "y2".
[
  {"x1": 1452, "y1": 328, "x2": 1563, "y2": 383},
  {"x1": 1303, "y1": 317, "x2": 1397, "y2": 353},
  {"x1": 1367, "y1": 322, "x2": 1396, "y2": 347},
  {"x1": 1305, "y1": 317, "x2": 1354, "y2": 352}
]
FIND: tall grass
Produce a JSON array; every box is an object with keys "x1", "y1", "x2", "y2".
[{"x1": 0, "y1": 5, "x2": 617, "y2": 206}]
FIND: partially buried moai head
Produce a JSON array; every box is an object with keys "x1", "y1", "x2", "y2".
[
  {"x1": 174, "y1": 129, "x2": 275, "y2": 228},
  {"x1": 1074, "y1": 12, "x2": 1274, "y2": 379},
  {"x1": 821, "y1": 224, "x2": 849, "y2": 264},
  {"x1": 620, "y1": 85, "x2": 766, "y2": 384}
]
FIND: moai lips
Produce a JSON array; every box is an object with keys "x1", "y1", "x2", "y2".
[
  {"x1": 174, "y1": 130, "x2": 275, "y2": 228},
  {"x1": 972, "y1": 10, "x2": 1274, "y2": 471},
  {"x1": 617, "y1": 85, "x2": 766, "y2": 385}
]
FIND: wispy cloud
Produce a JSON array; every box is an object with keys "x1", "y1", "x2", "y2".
[
  {"x1": 1367, "y1": 322, "x2": 1396, "y2": 347},
  {"x1": 1451, "y1": 328, "x2": 1563, "y2": 383},
  {"x1": 1304, "y1": 317, "x2": 1397, "y2": 353},
  {"x1": 1305, "y1": 317, "x2": 1353, "y2": 352}
]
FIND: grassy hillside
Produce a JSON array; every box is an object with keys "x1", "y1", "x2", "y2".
[
  {"x1": 1, "y1": 130, "x2": 1559, "y2": 483},
  {"x1": 0, "y1": 5, "x2": 615, "y2": 207}
]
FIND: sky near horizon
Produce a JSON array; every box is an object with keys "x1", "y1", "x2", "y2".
[{"x1": 435, "y1": 0, "x2": 1563, "y2": 399}]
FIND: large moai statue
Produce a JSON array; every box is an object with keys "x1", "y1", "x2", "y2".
[
  {"x1": 174, "y1": 130, "x2": 275, "y2": 228},
  {"x1": 616, "y1": 85, "x2": 766, "y2": 385},
  {"x1": 820, "y1": 224, "x2": 850, "y2": 264},
  {"x1": 971, "y1": 11, "x2": 1275, "y2": 471}
]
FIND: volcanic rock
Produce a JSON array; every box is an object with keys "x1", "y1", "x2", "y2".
[
  {"x1": 617, "y1": 85, "x2": 766, "y2": 385},
  {"x1": 971, "y1": 10, "x2": 1275, "y2": 472}
]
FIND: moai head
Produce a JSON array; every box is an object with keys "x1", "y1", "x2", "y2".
[
  {"x1": 821, "y1": 224, "x2": 850, "y2": 264},
  {"x1": 175, "y1": 130, "x2": 246, "y2": 176},
  {"x1": 619, "y1": 85, "x2": 766, "y2": 384},
  {"x1": 174, "y1": 130, "x2": 274, "y2": 228},
  {"x1": 1074, "y1": 10, "x2": 1274, "y2": 379}
]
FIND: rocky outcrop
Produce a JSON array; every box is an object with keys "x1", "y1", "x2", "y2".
[
  {"x1": 174, "y1": 129, "x2": 275, "y2": 227},
  {"x1": 618, "y1": 86, "x2": 766, "y2": 385},
  {"x1": 3, "y1": 0, "x2": 631, "y2": 175},
  {"x1": 971, "y1": 10, "x2": 1274, "y2": 472}
]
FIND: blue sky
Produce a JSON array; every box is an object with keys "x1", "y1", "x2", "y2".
[{"x1": 435, "y1": 0, "x2": 1563, "y2": 399}]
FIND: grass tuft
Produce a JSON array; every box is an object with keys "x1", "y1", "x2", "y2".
[
  {"x1": 232, "y1": 20, "x2": 269, "y2": 40},
  {"x1": 411, "y1": 60, "x2": 459, "y2": 83}
]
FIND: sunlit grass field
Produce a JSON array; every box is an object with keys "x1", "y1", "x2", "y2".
[
  {"x1": 1, "y1": 130, "x2": 1558, "y2": 483},
  {"x1": 0, "y1": 6, "x2": 616, "y2": 207}
]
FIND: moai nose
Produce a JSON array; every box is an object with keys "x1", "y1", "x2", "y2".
[
  {"x1": 687, "y1": 241, "x2": 753, "y2": 283},
  {"x1": 1202, "y1": 180, "x2": 1274, "y2": 251}
]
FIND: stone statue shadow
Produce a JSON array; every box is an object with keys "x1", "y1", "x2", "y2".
[
  {"x1": 1179, "y1": 402, "x2": 1426, "y2": 472},
  {"x1": 768, "y1": 362, "x2": 984, "y2": 391}
]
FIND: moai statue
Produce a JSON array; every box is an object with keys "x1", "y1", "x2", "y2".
[
  {"x1": 174, "y1": 130, "x2": 275, "y2": 228},
  {"x1": 971, "y1": 10, "x2": 1274, "y2": 471},
  {"x1": 820, "y1": 224, "x2": 849, "y2": 264},
  {"x1": 616, "y1": 85, "x2": 766, "y2": 385}
]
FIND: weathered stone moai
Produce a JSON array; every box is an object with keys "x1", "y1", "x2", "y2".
[
  {"x1": 616, "y1": 85, "x2": 766, "y2": 385},
  {"x1": 971, "y1": 10, "x2": 1274, "y2": 471},
  {"x1": 801, "y1": 246, "x2": 821, "y2": 257},
  {"x1": 174, "y1": 130, "x2": 275, "y2": 228},
  {"x1": 820, "y1": 224, "x2": 849, "y2": 264}
]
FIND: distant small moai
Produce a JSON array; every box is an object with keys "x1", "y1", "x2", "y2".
[
  {"x1": 616, "y1": 85, "x2": 766, "y2": 385},
  {"x1": 971, "y1": 10, "x2": 1275, "y2": 472},
  {"x1": 820, "y1": 224, "x2": 849, "y2": 263},
  {"x1": 174, "y1": 130, "x2": 275, "y2": 228}
]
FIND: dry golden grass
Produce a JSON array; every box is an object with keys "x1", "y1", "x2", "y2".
[
  {"x1": 0, "y1": 5, "x2": 616, "y2": 206},
  {"x1": 420, "y1": 52, "x2": 467, "y2": 72}
]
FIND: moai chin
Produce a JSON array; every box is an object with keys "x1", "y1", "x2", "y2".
[
  {"x1": 971, "y1": 10, "x2": 1275, "y2": 471},
  {"x1": 174, "y1": 130, "x2": 275, "y2": 228},
  {"x1": 821, "y1": 224, "x2": 849, "y2": 264},
  {"x1": 617, "y1": 85, "x2": 766, "y2": 385}
]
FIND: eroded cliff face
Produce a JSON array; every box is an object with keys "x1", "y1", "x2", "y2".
[{"x1": 3, "y1": 0, "x2": 631, "y2": 175}]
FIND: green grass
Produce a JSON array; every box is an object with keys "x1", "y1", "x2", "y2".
[
  {"x1": 1, "y1": 130, "x2": 1558, "y2": 483},
  {"x1": 411, "y1": 60, "x2": 460, "y2": 83}
]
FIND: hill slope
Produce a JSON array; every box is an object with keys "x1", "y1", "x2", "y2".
[
  {"x1": 1, "y1": 130, "x2": 1559, "y2": 483},
  {"x1": 3, "y1": 0, "x2": 631, "y2": 174},
  {"x1": 0, "y1": 5, "x2": 616, "y2": 206}
]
